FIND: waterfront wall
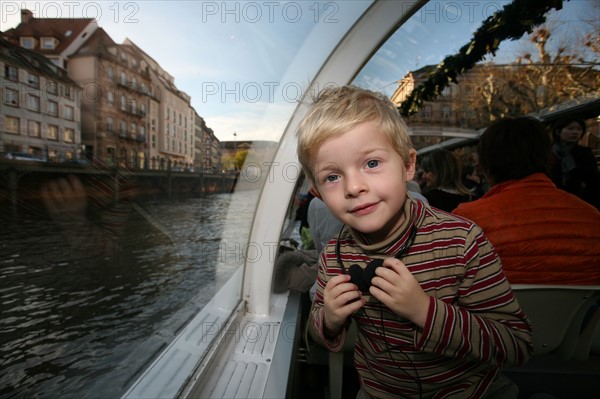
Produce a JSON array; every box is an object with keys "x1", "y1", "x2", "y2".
[{"x1": 0, "y1": 161, "x2": 238, "y2": 210}]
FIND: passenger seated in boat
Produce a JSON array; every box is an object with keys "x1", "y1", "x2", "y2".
[
  {"x1": 420, "y1": 148, "x2": 476, "y2": 212},
  {"x1": 296, "y1": 85, "x2": 532, "y2": 398},
  {"x1": 453, "y1": 117, "x2": 600, "y2": 285},
  {"x1": 550, "y1": 117, "x2": 600, "y2": 210}
]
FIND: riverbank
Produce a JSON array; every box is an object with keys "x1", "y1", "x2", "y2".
[{"x1": 0, "y1": 160, "x2": 242, "y2": 211}]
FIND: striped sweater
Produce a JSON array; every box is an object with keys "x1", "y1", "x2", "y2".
[{"x1": 308, "y1": 198, "x2": 532, "y2": 398}]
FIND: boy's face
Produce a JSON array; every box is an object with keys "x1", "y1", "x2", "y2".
[{"x1": 311, "y1": 121, "x2": 416, "y2": 243}]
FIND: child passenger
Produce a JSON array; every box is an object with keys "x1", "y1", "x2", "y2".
[{"x1": 296, "y1": 85, "x2": 532, "y2": 398}]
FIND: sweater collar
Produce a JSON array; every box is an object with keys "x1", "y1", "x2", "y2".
[{"x1": 349, "y1": 197, "x2": 423, "y2": 256}]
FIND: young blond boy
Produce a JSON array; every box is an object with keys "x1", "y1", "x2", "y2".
[{"x1": 296, "y1": 85, "x2": 532, "y2": 398}]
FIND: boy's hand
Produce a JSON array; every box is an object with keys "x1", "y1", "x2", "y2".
[
  {"x1": 41, "y1": 175, "x2": 87, "y2": 223},
  {"x1": 322, "y1": 274, "x2": 365, "y2": 338},
  {"x1": 369, "y1": 258, "x2": 430, "y2": 328}
]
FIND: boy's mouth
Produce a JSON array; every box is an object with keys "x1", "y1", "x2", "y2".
[{"x1": 350, "y1": 202, "x2": 378, "y2": 215}]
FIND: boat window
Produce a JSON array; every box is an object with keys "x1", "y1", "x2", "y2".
[
  {"x1": 353, "y1": 0, "x2": 599, "y2": 164},
  {"x1": 0, "y1": 2, "x2": 371, "y2": 398}
]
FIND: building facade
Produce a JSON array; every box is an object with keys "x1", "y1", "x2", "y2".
[
  {"x1": 0, "y1": 38, "x2": 81, "y2": 161},
  {"x1": 124, "y1": 39, "x2": 195, "y2": 171},
  {"x1": 194, "y1": 113, "x2": 221, "y2": 173},
  {"x1": 3, "y1": 8, "x2": 219, "y2": 171}
]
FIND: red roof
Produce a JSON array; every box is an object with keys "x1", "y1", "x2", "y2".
[{"x1": 2, "y1": 11, "x2": 94, "y2": 55}]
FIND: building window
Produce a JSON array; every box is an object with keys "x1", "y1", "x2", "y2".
[
  {"x1": 47, "y1": 125, "x2": 58, "y2": 140},
  {"x1": 64, "y1": 105, "x2": 74, "y2": 120},
  {"x1": 120, "y1": 71, "x2": 127, "y2": 85},
  {"x1": 28, "y1": 120, "x2": 41, "y2": 137},
  {"x1": 423, "y1": 105, "x2": 432, "y2": 120},
  {"x1": 120, "y1": 121, "x2": 126, "y2": 135},
  {"x1": 4, "y1": 65, "x2": 18, "y2": 81},
  {"x1": 131, "y1": 122, "x2": 137, "y2": 134},
  {"x1": 27, "y1": 94, "x2": 40, "y2": 112},
  {"x1": 20, "y1": 37, "x2": 35, "y2": 49},
  {"x1": 64, "y1": 128, "x2": 74, "y2": 143},
  {"x1": 108, "y1": 91, "x2": 114, "y2": 104},
  {"x1": 4, "y1": 87, "x2": 18, "y2": 106},
  {"x1": 120, "y1": 95, "x2": 127, "y2": 111},
  {"x1": 64, "y1": 86, "x2": 73, "y2": 100},
  {"x1": 107, "y1": 65, "x2": 114, "y2": 80},
  {"x1": 41, "y1": 37, "x2": 56, "y2": 49},
  {"x1": 28, "y1": 73, "x2": 40, "y2": 88},
  {"x1": 442, "y1": 106, "x2": 451, "y2": 120},
  {"x1": 47, "y1": 101, "x2": 58, "y2": 116},
  {"x1": 47, "y1": 82, "x2": 58, "y2": 95},
  {"x1": 107, "y1": 117, "x2": 114, "y2": 132},
  {"x1": 152, "y1": 134, "x2": 156, "y2": 148},
  {"x1": 5, "y1": 116, "x2": 19, "y2": 134}
]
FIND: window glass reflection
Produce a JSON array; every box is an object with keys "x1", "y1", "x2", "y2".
[{"x1": 0, "y1": 1, "x2": 370, "y2": 397}]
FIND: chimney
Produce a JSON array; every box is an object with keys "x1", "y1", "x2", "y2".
[{"x1": 21, "y1": 9, "x2": 33, "y2": 24}]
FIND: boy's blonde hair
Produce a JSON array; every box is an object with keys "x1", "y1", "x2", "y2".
[{"x1": 296, "y1": 85, "x2": 413, "y2": 186}]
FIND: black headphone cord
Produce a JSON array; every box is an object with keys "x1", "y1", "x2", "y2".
[{"x1": 357, "y1": 304, "x2": 423, "y2": 399}]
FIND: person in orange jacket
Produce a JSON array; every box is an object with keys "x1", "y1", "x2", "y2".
[{"x1": 454, "y1": 117, "x2": 600, "y2": 285}]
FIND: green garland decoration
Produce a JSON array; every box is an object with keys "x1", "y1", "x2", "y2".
[{"x1": 398, "y1": 0, "x2": 566, "y2": 117}]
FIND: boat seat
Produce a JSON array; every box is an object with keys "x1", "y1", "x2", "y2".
[
  {"x1": 511, "y1": 284, "x2": 600, "y2": 359},
  {"x1": 328, "y1": 323, "x2": 357, "y2": 399},
  {"x1": 574, "y1": 302, "x2": 600, "y2": 360},
  {"x1": 302, "y1": 315, "x2": 357, "y2": 399}
]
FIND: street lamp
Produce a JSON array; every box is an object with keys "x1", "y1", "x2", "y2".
[{"x1": 233, "y1": 132, "x2": 237, "y2": 171}]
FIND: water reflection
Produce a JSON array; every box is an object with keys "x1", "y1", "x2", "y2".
[{"x1": 0, "y1": 191, "x2": 257, "y2": 398}]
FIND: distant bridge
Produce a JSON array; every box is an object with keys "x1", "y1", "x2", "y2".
[{"x1": 408, "y1": 126, "x2": 480, "y2": 139}]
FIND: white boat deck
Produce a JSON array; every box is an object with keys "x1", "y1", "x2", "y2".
[{"x1": 121, "y1": 265, "x2": 300, "y2": 399}]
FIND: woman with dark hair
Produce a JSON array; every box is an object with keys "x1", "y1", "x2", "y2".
[
  {"x1": 420, "y1": 149, "x2": 474, "y2": 212},
  {"x1": 551, "y1": 118, "x2": 600, "y2": 209},
  {"x1": 454, "y1": 117, "x2": 600, "y2": 285}
]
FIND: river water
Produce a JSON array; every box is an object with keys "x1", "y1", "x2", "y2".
[{"x1": 0, "y1": 190, "x2": 259, "y2": 398}]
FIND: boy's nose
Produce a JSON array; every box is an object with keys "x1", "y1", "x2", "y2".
[{"x1": 344, "y1": 173, "x2": 367, "y2": 198}]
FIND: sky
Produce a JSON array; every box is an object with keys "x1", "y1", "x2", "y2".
[
  {"x1": 2, "y1": 1, "x2": 597, "y2": 142},
  {"x1": 353, "y1": 0, "x2": 599, "y2": 97},
  {"x1": 0, "y1": 1, "x2": 371, "y2": 142}
]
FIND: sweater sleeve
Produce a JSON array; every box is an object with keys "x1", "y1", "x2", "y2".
[
  {"x1": 307, "y1": 249, "x2": 348, "y2": 352},
  {"x1": 414, "y1": 224, "x2": 533, "y2": 368}
]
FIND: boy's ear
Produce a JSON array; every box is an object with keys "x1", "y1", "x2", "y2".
[
  {"x1": 405, "y1": 149, "x2": 417, "y2": 181},
  {"x1": 309, "y1": 186, "x2": 322, "y2": 200}
]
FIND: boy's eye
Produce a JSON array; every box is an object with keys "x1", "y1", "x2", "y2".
[
  {"x1": 366, "y1": 160, "x2": 379, "y2": 169},
  {"x1": 326, "y1": 174, "x2": 339, "y2": 183}
]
